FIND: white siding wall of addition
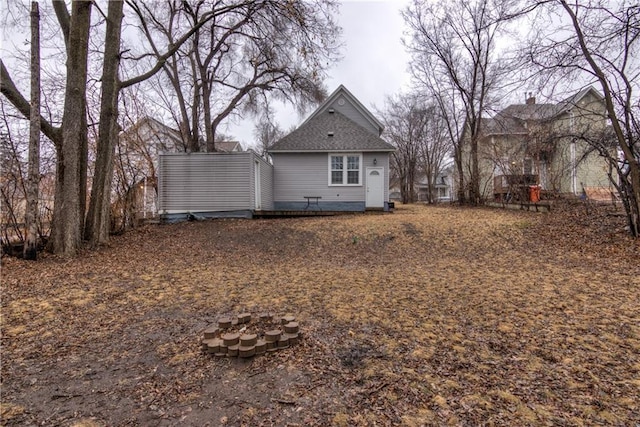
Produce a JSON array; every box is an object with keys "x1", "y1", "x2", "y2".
[
  {"x1": 158, "y1": 151, "x2": 272, "y2": 214},
  {"x1": 249, "y1": 159, "x2": 256, "y2": 210}
]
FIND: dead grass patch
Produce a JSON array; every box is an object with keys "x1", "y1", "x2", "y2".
[{"x1": 1, "y1": 203, "x2": 639, "y2": 425}]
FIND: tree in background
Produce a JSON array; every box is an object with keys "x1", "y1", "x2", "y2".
[
  {"x1": 254, "y1": 111, "x2": 285, "y2": 158},
  {"x1": 522, "y1": 0, "x2": 639, "y2": 236},
  {"x1": 403, "y1": 0, "x2": 516, "y2": 205},
  {"x1": 1, "y1": 106, "x2": 27, "y2": 251},
  {"x1": 1, "y1": 0, "x2": 342, "y2": 256},
  {"x1": 422, "y1": 81, "x2": 466, "y2": 203},
  {"x1": 420, "y1": 109, "x2": 452, "y2": 203},
  {"x1": 380, "y1": 93, "x2": 451, "y2": 204},
  {"x1": 381, "y1": 94, "x2": 427, "y2": 204},
  {"x1": 0, "y1": 98, "x2": 56, "y2": 255}
]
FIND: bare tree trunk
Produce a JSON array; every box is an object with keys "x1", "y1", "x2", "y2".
[
  {"x1": 407, "y1": 161, "x2": 416, "y2": 203},
  {"x1": 202, "y1": 82, "x2": 213, "y2": 151},
  {"x1": 188, "y1": 39, "x2": 201, "y2": 151},
  {"x1": 470, "y1": 135, "x2": 480, "y2": 204},
  {"x1": 454, "y1": 145, "x2": 465, "y2": 203},
  {"x1": 85, "y1": 0, "x2": 124, "y2": 246},
  {"x1": 49, "y1": 0, "x2": 92, "y2": 256},
  {"x1": 24, "y1": 2, "x2": 41, "y2": 260},
  {"x1": 166, "y1": 56, "x2": 195, "y2": 151}
]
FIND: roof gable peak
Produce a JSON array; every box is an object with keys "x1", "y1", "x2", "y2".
[{"x1": 301, "y1": 85, "x2": 384, "y2": 136}]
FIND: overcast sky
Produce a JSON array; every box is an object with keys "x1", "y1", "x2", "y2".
[{"x1": 228, "y1": 0, "x2": 413, "y2": 149}]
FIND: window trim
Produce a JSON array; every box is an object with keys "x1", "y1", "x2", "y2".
[{"x1": 328, "y1": 153, "x2": 362, "y2": 186}]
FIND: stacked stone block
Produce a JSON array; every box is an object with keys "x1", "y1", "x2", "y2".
[{"x1": 201, "y1": 313, "x2": 300, "y2": 358}]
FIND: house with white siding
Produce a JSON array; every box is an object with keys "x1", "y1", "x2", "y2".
[{"x1": 157, "y1": 85, "x2": 395, "y2": 220}]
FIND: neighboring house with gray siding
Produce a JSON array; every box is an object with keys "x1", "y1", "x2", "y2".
[{"x1": 157, "y1": 85, "x2": 394, "y2": 220}]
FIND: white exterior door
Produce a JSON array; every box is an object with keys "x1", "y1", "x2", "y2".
[{"x1": 366, "y1": 167, "x2": 384, "y2": 208}]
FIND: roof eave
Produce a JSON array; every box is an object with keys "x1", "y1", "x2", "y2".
[
  {"x1": 269, "y1": 148, "x2": 395, "y2": 154},
  {"x1": 554, "y1": 86, "x2": 604, "y2": 117},
  {"x1": 482, "y1": 131, "x2": 529, "y2": 137}
]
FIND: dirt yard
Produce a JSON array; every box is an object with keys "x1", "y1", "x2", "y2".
[{"x1": 2, "y1": 203, "x2": 639, "y2": 426}]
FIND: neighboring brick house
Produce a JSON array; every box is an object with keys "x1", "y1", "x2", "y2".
[{"x1": 461, "y1": 86, "x2": 612, "y2": 201}]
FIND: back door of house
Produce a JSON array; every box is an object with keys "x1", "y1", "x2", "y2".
[{"x1": 366, "y1": 167, "x2": 384, "y2": 208}]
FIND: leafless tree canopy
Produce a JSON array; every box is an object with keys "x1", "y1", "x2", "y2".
[
  {"x1": 253, "y1": 111, "x2": 285, "y2": 159},
  {"x1": 402, "y1": 0, "x2": 639, "y2": 236},
  {"x1": 403, "y1": 0, "x2": 517, "y2": 205},
  {"x1": 127, "y1": 0, "x2": 341, "y2": 152},
  {"x1": 380, "y1": 93, "x2": 451, "y2": 204},
  {"x1": 1, "y1": 0, "x2": 342, "y2": 256}
]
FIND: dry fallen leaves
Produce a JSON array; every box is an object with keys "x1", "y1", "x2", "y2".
[{"x1": 1, "y1": 202, "x2": 639, "y2": 426}]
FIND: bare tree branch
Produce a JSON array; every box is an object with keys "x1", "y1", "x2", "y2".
[
  {"x1": 0, "y1": 59, "x2": 62, "y2": 149},
  {"x1": 52, "y1": 0, "x2": 70, "y2": 50}
]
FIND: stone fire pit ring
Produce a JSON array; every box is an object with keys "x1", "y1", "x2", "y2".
[{"x1": 201, "y1": 313, "x2": 300, "y2": 358}]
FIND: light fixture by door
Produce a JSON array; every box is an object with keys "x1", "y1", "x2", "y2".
[{"x1": 373, "y1": 158, "x2": 377, "y2": 165}]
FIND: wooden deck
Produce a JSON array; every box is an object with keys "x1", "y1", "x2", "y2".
[
  {"x1": 253, "y1": 210, "x2": 355, "y2": 218},
  {"x1": 253, "y1": 208, "x2": 391, "y2": 218},
  {"x1": 486, "y1": 201, "x2": 551, "y2": 212}
]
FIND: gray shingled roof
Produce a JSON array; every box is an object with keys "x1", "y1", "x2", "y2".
[
  {"x1": 498, "y1": 104, "x2": 558, "y2": 121},
  {"x1": 300, "y1": 85, "x2": 385, "y2": 135},
  {"x1": 269, "y1": 110, "x2": 395, "y2": 152}
]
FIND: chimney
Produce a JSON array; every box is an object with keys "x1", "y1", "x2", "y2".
[{"x1": 526, "y1": 92, "x2": 536, "y2": 105}]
